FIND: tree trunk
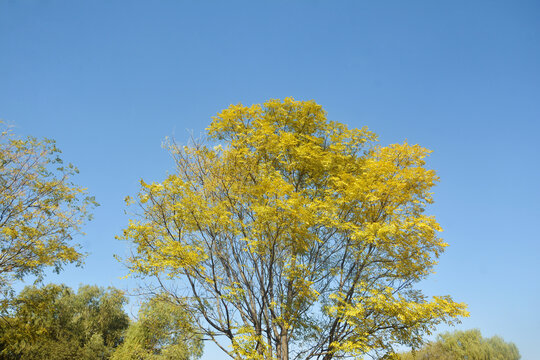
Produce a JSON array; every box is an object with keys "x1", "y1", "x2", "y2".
[{"x1": 280, "y1": 330, "x2": 289, "y2": 360}]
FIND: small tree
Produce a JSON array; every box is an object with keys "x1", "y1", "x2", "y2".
[
  {"x1": 111, "y1": 295, "x2": 203, "y2": 360},
  {"x1": 398, "y1": 329, "x2": 521, "y2": 360},
  {"x1": 119, "y1": 98, "x2": 468, "y2": 359},
  {"x1": 0, "y1": 124, "x2": 96, "y2": 306}
]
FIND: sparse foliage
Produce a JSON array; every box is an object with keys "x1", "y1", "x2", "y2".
[{"x1": 0, "y1": 124, "x2": 96, "y2": 306}]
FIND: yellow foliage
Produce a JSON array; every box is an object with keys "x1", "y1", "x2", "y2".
[
  {"x1": 0, "y1": 124, "x2": 96, "y2": 304},
  {"x1": 119, "y1": 98, "x2": 467, "y2": 360}
]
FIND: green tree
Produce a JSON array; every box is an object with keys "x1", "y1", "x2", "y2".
[
  {"x1": 112, "y1": 295, "x2": 203, "y2": 360},
  {"x1": 119, "y1": 98, "x2": 468, "y2": 359},
  {"x1": 0, "y1": 284, "x2": 129, "y2": 359},
  {"x1": 0, "y1": 124, "x2": 96, "y2": 307},
  {"x1": 398, "y1": 329, "x2": 521, "y2": 359}
]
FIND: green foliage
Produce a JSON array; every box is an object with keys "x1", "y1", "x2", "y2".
[
  {"x1": 399, "y1": 329, "x2": 521, "y2": 360},
  {"x1": 111, "y1": 295, "x2": 203, "y2": 360},
  {"x1": 0, "y1": 284, "x2": 129, "y2": 360},
  {"x1": 0, "y1": 124, "x2": 97, "y2": 308}
]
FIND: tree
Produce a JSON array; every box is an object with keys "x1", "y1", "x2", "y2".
[
  {"x1": 119, "y1": 98, "x2": 468, "y2": 359},
  {"x1": 0, "y1": 124, "x2": 96, "y2": 306},
  {"x1": 111, "y1": 294, "x2": 203, "y2": 360},
  {"x1": 0, "y1": 284, "x2": 129, "y2": 359},
  {"x1": 398, "y1": 329, "x2": 521, "y2": 359}
]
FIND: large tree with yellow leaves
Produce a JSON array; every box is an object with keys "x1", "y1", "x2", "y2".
[{"x1": 120, "y1": 98, "x2": 467, "y2": 360}]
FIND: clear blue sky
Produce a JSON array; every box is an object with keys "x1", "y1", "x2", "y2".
[{"x1": 1, "y1": 1, "x2": 539, "y2": 358}]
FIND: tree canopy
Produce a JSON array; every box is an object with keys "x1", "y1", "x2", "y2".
[
  {"x1": 398, "y1": 329, "x2": 521, "y2": 360},
  {"x1": 0, "y1": 284, "x2": 129, "y2": 359},
  {"x1": 111, "y1": 294, "x2": 203, "y2": 360},
  {"x1": 119, "y1": 98, "x2": 468, "y2": 359},
  {"x1": 0, "y1": 124, "x2": 96, "y2": 306}
]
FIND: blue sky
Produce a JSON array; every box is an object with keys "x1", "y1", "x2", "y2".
[{"x1": 1, "y1": 0, "x2": 539, "y2": 358}]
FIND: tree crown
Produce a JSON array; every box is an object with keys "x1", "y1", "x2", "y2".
[
  {"x1": 0, "y1": 124, "x2": 97, "y2": 307},
  {"x1": 119, "y1": 98, "x2": 468, "y2": 360}
]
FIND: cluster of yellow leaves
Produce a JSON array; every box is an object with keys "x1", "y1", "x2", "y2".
[
  {"x1": 327, "y1": 287, "x2": 468, "y2": 357},
  {"x1": 230, "y1": 325, "x2": 272, "y2": 360}
]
